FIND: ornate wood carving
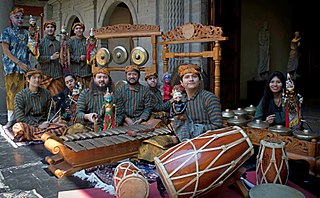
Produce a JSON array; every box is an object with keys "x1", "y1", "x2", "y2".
[
  {"x1": 94, "y1": 24, "x2": 160, "y2": 35},
  {"x1": 161, "y1": 22, "x2": 227, "y2": 43},
  {"x1": 160, "y1": 22, "x2": 228, "y2": 98},
  {"x1": 243, "y1": 127, "x2": 320, "y2": 176}
]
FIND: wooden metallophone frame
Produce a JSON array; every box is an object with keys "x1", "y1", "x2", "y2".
[
  {"x1": 243, "y1": 127, "x2": 320, "y2": 176},
  {"x1": 42, "y1": 125, "x2": 172, "y2": 178}
]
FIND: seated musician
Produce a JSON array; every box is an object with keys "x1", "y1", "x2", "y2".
[
  {"x1": 144, "y1": 70, "x2": 170, "y2": 114},
  {"x1": 76, "y1": 67, "x2": 115, "y2": 130},
  {"x1": 53, "y1": 73, "x2": 82, "y2": 126},
  {"x1": 254, "y1": 71, "x2": 286, "y2": 126},
  {"x1": 12, "y1": 68, "x2": 68, "y2": 141},
  {"x1": 115, "y1": 65, "x2": 153, "y2": 126},
  {"x1": 173, "y1": 64, "x2": 222, "y2": 142}
]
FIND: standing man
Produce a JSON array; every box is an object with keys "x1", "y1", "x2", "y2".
[
  {"x1": 144, "y1": 70, "x2": 170, "y2": 113},
  {"x1": 0, "y1": 7, "x2": 30, "y2": 128},
  {"x1": 174, "y1": 64, "x2": 222, "y2": 142},
  {"x1": 13, "y1": 68, "x2": 68, "y2": 141},
  {"x1": 37, "y1": 20, "x2": 64, "y2": 96},
  {"x1": 69, "y1": 22, "x2": 92, "y2": 88},
  {"x1": 115, "y1": 65, "x2": 153, "y2": 126},
  {"x1": 76, "y1": 67, "x2": 114, "y2": 129}
]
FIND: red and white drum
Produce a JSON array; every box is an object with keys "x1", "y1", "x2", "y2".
[
  {"x1": 154, "y1": 126, "x2": 254, "y2": 197},
  {"x1": 113, "y1": 161, "x2": 149, "y2": 198},
  {"x1": 256, "y1": 139, "x2": 289, "y2": 185}
]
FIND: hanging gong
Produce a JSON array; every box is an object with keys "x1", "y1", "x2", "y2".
[
  {"x1": 112, "y1": 46, "x2": 128, "y2": 64},
  {"x1": 131, "y1": 46, "x2": 149, "y2": 66},
  {"x1": 96, "y1": 48, "x2": 111, "y2": 66}
]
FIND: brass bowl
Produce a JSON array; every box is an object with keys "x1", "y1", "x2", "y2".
[
  {"x1": 247, "y1": 119, "x2": 269, "y2": 129},
  {"x1": 268, "y1": 125, "x2": 292, "y2": 136},
  {"x1": 222, "y1": 109, "x2": 235, "y2": 120},
  {"x1": 233, "y1": 108, "x2": 248, "y2": 119},
  {"x1": 227, "y1": 116, "x2": 247, "y2": 127},
  {"x1": 293, "y1": 129, "x2": 320, "y2": 141},
  {"x1": 244, "y1": 104, "x2": 256, "y2": 116}
]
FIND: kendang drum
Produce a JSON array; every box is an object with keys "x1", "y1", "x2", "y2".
[
  {"x1": 113, "y1": 161, "x2": 149, "y2": 198},
  {"x1": 154, "y1": 126, "x2": 254, "y2": 198},
  {"x1": 256, "y1": 139, "x2": 289, "y2": 185}
]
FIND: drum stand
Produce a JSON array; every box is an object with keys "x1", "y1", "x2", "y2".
[
  {"x1": 210, "y1": 167, "x2": 249, "y2": 198},
  {"x1": 156, "y1": 167, "x2": 250, "y2": 198}
]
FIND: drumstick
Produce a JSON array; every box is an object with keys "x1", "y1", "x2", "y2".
[
  {"x1": 47, "y1": 99, "x2": 53, "y2": 121},
  {"x1": 240, "y1": 176, "x2": 255, "y2": 190}
]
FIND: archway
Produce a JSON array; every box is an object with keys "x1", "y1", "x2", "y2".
[{"x1": 101, "y1": 2, "x2": 133, "y2": 83}]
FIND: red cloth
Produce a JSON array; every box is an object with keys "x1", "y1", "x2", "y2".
[{"x1": 58, "y1": 171, "x2": 316, "y2": 198}]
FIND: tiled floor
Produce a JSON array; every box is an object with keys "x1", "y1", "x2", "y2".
[{"x1": 0, "y1": 97, "x2": 319, "y2": 197}]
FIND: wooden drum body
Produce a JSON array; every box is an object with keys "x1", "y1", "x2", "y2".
[
  {"x1": 154, "y1": 126, "x2": 254, "y2": 198},
  {"x1": 113, "y1": 161, "x2": 149, "y2": 198},
  {"x1": 256, "y1": 139, "x2": 289, "y2": 185}
]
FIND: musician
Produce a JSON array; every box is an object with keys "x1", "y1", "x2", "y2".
[
  {"x1": 0, "y1": 7, "x2": 30, "y2": 129},
  {"x1": 115, "y1": 65, "x2": 153, "y2": 126},
  {"x1": 54, "y1": 74, "x2": 80, "y2": 126},
  {"x1": 144, "y1": 70, "x2": 170, "y2": 113},
  {"x1": 173, "y1": 64, "x2": 222, "y2": 142},
  {"x1": 254, "y1": 71, "x2": 286, "y2": 126},
  {"x1": 37, "y1": 20, "x2": 64, "y2": 96},
  {"x1": 69, "y1": 22, "x2": 92, "y2": 88},
  {"x1": 76, "y1": 67, "x2": 114, "y2": 129},
  {"x1": 13, "y1": 68, "x2": 68, "y2": 141}
]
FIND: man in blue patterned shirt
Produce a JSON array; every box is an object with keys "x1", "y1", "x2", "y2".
[
  {"x1": 173, "y1": 64, "x2": 222, "y2": 142},
  {"x1": 0, "y1": 7, "x2": 30, "y2": 128},
  {"x1": 115, "y1": 65, "x2": 153, "y2": 126}
]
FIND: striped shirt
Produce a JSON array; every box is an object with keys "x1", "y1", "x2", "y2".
[
  {"x1": 0, "y1": 25, "x2": 30, "y2": 75},
  {"x1": 149, "y1": 87, "x2": 170, "y2": 112},
  {"x1": 38, "y1": 36, "x2": 63, "y2": 79},
  {"x1": 76, "y1": 88, "x2": 105, "y2": 123},
  {"x1": 185, "y1": 88, "x2": 222, "y2": 132},
  {"x1": 115, "y1": 83, "x2": 153, "y2": 125},
  {"x1": 14, "y1": 87, "x2": 53, "y2": 126},
  {"x1": 68, "y1": 36, "x2": 92, "y2": 77}
]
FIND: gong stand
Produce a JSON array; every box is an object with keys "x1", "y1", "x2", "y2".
[
  {"x1": 93, "y1": 24, "x2": 161, "y2": 73},
  {"x1": 160, "y1": 22, "x2": 228, "y2": 98}
]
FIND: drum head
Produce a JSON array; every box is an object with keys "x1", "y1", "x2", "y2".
[
  {"x1": 249, "y1": 184, "x2": 305, "y2": 198},
  {"x1": 116, "y1": 175, "x2": 149, "y2": 198}
]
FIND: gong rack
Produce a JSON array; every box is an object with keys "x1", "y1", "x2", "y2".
[
  {"x1": 93, "y1": 24, "x2": 161, "y2": 73},
  {"x1": 159, "y1": 22, "x2": 228, "y2": 98}
]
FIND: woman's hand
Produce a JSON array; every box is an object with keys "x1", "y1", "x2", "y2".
[{"x1": 265, "y1": 114, "x2": 275, "y2": 124}]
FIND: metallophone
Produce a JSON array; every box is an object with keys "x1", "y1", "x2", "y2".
[{"x1": 41, "y1": 124, "x2": 172, "y2": 178}]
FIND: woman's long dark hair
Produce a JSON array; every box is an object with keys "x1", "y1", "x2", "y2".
[{"x1": 260, "y1": 71, "x2": 286, "y2": 118}]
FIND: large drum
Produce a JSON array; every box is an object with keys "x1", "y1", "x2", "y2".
[
  {"x1": 113, "y1": 161, "x2": 149, "y2": 198},
  {"x1": 154, "y1": 126, "x2": 254, "y2": 198},
  {"x1": 256, "y1": 139, "x2": 289, "y2": 185}
]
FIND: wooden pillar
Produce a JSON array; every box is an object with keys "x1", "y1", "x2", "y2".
[
  {"x1": 163, "y1": 44, "x2": 169, "y2": 73},
  {"x1": 213, "y1": 41, "x2": 222, "y2": 98},
  {"x1": 151, "y1": 35, "x2": 157, "y2": 72}
]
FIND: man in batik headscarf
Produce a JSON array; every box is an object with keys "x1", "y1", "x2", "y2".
[
  {"x1": 173, "y1": 64, "x2": 222, "y2": 142},
  {"x1": 0, "y1": 7, "x2": 30, "y2": 128},
  {"x1": 144, "y1": 70, "x2": 170, "y2": 113},
  {"x1": 76, "y1": 67, "x2": 114, "y2": 130},
  {"x1": 115, "y1": 65, "x2": 154, "y2": 126},
  {"x1": 69, "y1": 22, "x2": 92, "y2": 88},
  {"x1": 13, "y1": 68, "x2": 68, "y2": 141},
  {"x1": 37, "y1": 20, "x2": 64, "y2": 96}
]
